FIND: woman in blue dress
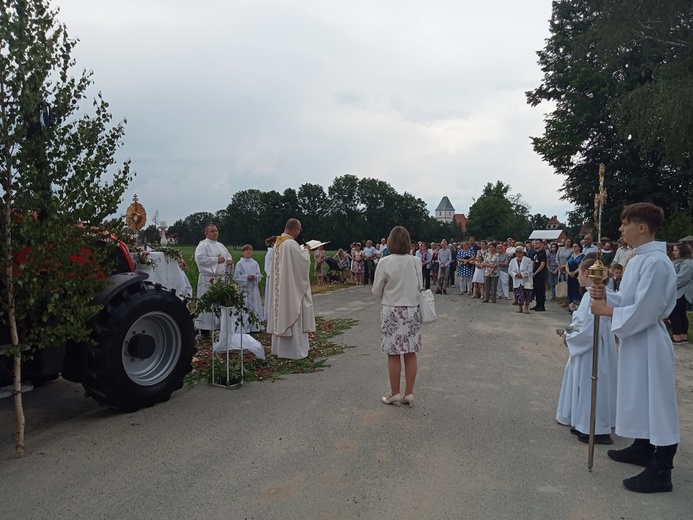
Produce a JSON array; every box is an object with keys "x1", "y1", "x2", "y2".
[
  {"x1": 456, "y1": 241, "x2": 476, "y2": 295},
  {"x1": 566, "y1": 242, "x2": 584, "y2": 307}
]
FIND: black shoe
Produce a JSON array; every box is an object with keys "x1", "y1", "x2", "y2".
[
  {"x1": 577, "y1": 433, "x2": 613, "y2": 445},
  {"x1": 529, "y1": 306, "x2": 537, "y2": 310},
  {"x1": 607, "y1": 445, "x2": 654, "y2": 467},
  {"x1": 534, "y1": 308, "x2": 546, "y2": 312},
  {"x1": 570, "y1": 428, "x2": 581, "y2": 436},
  {"x1": 435, "y1": 289, "x2": 442, "y2": 294},
  {"x1": 443, "y1": 290, "x2": 447, "y2": 294},
  {"x1": 623, "y1": 467, "x2": 673, "y2": 493}
]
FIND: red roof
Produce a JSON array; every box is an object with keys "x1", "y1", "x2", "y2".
[{"x1": 454, "y1": 214, "x2": 467, "y2": 231}]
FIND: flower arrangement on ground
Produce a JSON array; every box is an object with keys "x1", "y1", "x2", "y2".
[{"x1": 195, "y1": 278, "x2": 261, "y2": 329}]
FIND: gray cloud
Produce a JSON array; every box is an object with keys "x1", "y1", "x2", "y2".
[{"x1": 55, "y1": 0, "x2": 572, "y2": 227}]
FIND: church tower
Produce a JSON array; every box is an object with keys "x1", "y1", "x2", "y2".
[{"x1": 435, "y1": 196, "x2": 455, "y2": 223}]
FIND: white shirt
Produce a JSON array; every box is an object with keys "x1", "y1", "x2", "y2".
[{"x1": 372, "y1": 254, "x2": 423, "y2": 307}]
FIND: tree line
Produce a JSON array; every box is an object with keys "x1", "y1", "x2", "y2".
[{"x1": 165, "y1": 176, "x2": 554, "y2": 248}]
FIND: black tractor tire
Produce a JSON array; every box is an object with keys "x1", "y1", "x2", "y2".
[{"x1": 82, "y1": 281, "x2": 196, "y2": 411}]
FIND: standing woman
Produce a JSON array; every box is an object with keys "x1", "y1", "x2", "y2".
[
  {"x1": 566, "y1": 242, "x2": 584, "y2": 308},
  {"x1": 547, "y1": 242, "x2": 560, "y2": 301},
  {"x1": 670, "y1": 243, "x2": 693, "y2": 343},
  {"x1": 351, "y1": 242, "x2": 365, "y2": 285},
  {"x1": 472, "y1": 240, "x2": 488, "y2": 299},
  {"x1": 372, "y1": 226, "x2": 422, "y2": 408},
  {"x1": 456, "y1": 241, "x2": 475, "y2": 295},
  {"x1": 263, "y1": 235, "x2": 277, "y2": 321},
  {"x1": 557, "y1": 237, "x2": 574, "y2": 307},
  {"x1": 416, "y1": 242, "x2": 432, "y2": 290},
  {"x1": 314, "y1": 245, "x2": 327, "y2": 285},
  {"x1": 508, "y1": 246, "x2": 534, "y2": 313}
]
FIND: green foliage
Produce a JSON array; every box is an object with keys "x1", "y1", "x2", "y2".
[
  {"x1": 195, "y1": 278, "x2": 249, "y2": 314},
  {"x1": 0, "y1": 1, "x2": 132, "y2": 355},
  {"x1": 595, "y1": 0, "x2": 693, "y2": 167},
  {"x1": 527, "y1": 0, "x2": 692, "y2": 237},
  {"x1": 168, "y1": 211, "x2": 215, "y2": 245},
  {"x1": 174, "y1": 175, "x2": 440, "y2": 250},
  {"x1": 659, "y1": 207, "x2": 693, "y2": 243},
  {"x1": 466, "y1": 182, "x2": 532, "y2": 240}
]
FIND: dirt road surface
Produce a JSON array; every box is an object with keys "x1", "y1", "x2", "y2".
[{"x1": 2, "y1": 286, "x2": 692, "y2": 519}]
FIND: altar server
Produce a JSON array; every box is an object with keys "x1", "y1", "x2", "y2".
[
  {"x1": 591, "y1": 203, "x2": 679, "y2": 494},
  {"x1": 233, "y1": 245, "x2": 264, "y2": 332},
  {"x1": 556, "y1": 253, "x2": 617, "y2": 444}
]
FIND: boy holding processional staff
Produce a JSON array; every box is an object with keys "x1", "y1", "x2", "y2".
[{"x1": 591, "y1": 203, "x2": 679, "y2": 494}]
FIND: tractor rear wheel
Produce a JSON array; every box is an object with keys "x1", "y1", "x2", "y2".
[{"x1": 82, "y1": 281, "x2": 195, "y2": 411}]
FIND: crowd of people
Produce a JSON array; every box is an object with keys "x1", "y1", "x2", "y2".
[{"x1": 318, "y1": 233, "x2": 693, "y2": 327}]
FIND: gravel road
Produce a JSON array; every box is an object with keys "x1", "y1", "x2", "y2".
[{"x1": 1, "y1": 286, "x2": 691, "y2": 519}]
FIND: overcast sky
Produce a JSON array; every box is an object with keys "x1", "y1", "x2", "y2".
[{"x1": 54, "y1": 0, "x2": 572, "y2": 228}]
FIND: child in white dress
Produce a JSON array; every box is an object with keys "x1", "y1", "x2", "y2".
[{"x1": 233, "y1": 245, "x2": 264, "y2": 332}]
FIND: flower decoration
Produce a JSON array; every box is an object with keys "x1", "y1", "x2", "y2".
[
  {"x1": 195, "y1": 278, "x2": 260, "y2": 328},
  {"x1": 132, "y1": 246, "x2": 157, "y2": 268},
  {"x1": 155, "y1": 246, "x2": 182, "y2": 261}
]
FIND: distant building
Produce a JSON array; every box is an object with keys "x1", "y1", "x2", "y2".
[
  {"x1": 435, "y1": 196, "x2": 455, "y2": 223},
  {"x1": 546, "y1": 215, "x2": 563, "y2": 229},
  {"x1": 529, "y1": 229, "x2": 567, "y2": 243},
  {"x1": 454, "y1": 213, "x2": 467, "y2": 232}
]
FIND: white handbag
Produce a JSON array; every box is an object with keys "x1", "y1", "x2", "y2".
[
  {"x1": 414, "y1": 257, "x2": 437, "y2": 323},
  {"x1": 419, "y1": 288, "x2": 437, "y2": 323}
]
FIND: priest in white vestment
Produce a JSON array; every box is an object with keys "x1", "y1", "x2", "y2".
[
  {"x1": 194, "y1": 224, "x2": 234, "y2": 334},
  {"x1": 267, "y1": 219, "x2": 316, "y2": 359}
]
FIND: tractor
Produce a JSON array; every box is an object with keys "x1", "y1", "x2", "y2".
[{"x1": 0, "y1": 239, "x2": 196, "y2": 411}]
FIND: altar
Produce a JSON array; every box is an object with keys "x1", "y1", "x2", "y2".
[{"x1": 133, "y1": 252, "x2": 192, "y2": 298}]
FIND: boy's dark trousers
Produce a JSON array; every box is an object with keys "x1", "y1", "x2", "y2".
[{"x1": 534, "y1": 274, "x2": 547, "y2": 310}]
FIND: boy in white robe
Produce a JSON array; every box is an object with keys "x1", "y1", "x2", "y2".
[
  {"x1": 556, "y1": 254, "x2": 617, "y2": 444},
  {"x1": 233, "y1": 245, "x2": 264, "y2": 333},
  {"x1": 591, "y1": 203, "x2": 679, "y2": 494}
]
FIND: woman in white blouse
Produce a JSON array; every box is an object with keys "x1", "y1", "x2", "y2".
[
  {"x1": 508, "y1": 246, "x2": 535, "y2": 314},
  {"x1": 372, "y1": 226, "x2": 423, "y2": 408}
]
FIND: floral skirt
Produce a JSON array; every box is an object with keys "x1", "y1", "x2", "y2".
[
  {"x1": 351, "y1": 260, "x2": 364, "y2": 273},
  {"x1": 514, "y1": 286, "x2": 534, "y2": 304},
  {"x1": 380, "y1": 305, "x2": 421, "y2": 355}
]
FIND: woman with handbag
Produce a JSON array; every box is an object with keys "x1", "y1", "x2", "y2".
[
  {"x1": 566, "y1": 242, "x2": 584, "y2": 309},
  {"x1": 547, "y1": 242, "x2": 560, "y2": 300},
  {"x1": 670, "y1": 243, "x2": 693, "y2": 343},
  {"x1": 557, "y1": 237, "x2": 574, "y2": 307},
  {"x1": 372, "y1": 226, "x2": 424, "y2": 408},
  {"x1": 508, "y1": 246, "x2": 534, "y2": 314}
]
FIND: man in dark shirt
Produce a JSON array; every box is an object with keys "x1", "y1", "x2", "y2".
[{"x1": 531, "y1": 240, "x2": 547, "y2": 311}]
